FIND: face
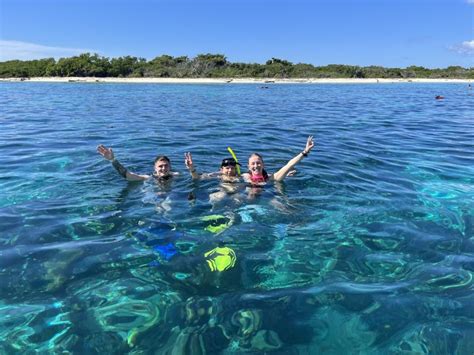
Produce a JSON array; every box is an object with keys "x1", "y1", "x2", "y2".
[
  {"x1": 220, "y1": 165, "x2": 237, "y2": 177},
  {"x1": 154, "y1": 159, "x2": 171, "y2": 177},
  {"x1": 248, "y1": 155, "x2": 263, "y2": 175}
]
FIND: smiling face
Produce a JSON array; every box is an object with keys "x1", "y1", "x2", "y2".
[
  {"x1": 154, "y1": 158, "x2": 171, "y2": 177},
  {"x1": 221, "y1": 165, "x2": 236, "y2": 177},
  {"x1": 220, "y1": 158, "x2": 239, "y2": 179},
  {"x1": 248, "y1": 154, "x2": 264, "y2": 176}
]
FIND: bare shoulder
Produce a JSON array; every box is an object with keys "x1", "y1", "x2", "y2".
[
  {"x1": 206, "y1": 172, "x2": 221, "y2": 177},
  {"x1": 199, "y1": 172, "x2": 218, "y2": 180}
]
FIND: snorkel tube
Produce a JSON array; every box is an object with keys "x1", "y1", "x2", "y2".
[{"x1": 227, "y1": 147, "x2": 241, "y2": 176}]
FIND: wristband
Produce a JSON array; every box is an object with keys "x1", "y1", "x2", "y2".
[{"x1": 301, "y1": 151, "x2": 308, "y2": 157}]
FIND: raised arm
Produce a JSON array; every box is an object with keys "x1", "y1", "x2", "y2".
[
  {"x1": 97, "y1": 144, "x2": 149, "y2": 181},
  {"x1": 184, "y1": 152, "x2": 200, "y2": 179},
  {"x1": 272, "y1": 136, "x2": 315, "y2": 182}
]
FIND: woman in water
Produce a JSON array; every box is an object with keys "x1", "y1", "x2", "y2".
[{"x1": 242, "y1": 136, "x2": 315, "y2": 184}]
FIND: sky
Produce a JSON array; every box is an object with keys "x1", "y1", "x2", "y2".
[{"x1": 0, "y1": 0, "x2": 473, "y2": 68}]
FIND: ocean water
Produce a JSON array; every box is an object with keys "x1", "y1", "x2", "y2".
[{"x1": 0, "y1": 82, "x2": 473, "y2": 354}]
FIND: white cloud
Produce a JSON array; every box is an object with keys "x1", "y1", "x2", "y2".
[
  {"x1": 0, "y1": 40, "x2": 96, "y2": 61},
  {"x1": 450, "y1": 40, "x2": 474, "y2": 55},
  {"x1": 467, "y1": 0, "x2": 474, "y2": 4}
]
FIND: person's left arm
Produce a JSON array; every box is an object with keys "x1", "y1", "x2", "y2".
[{"x1": 272, "y1": 136, "x2": 315, "y2": 182}]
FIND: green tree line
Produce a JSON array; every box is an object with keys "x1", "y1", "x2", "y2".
[{"x1": 1, "y1": 53, "x2": 472, "y2": 79}]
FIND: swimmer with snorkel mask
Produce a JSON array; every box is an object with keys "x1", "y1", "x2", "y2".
[
  {"x1": 184, "y1": 149, "x2": 243, "y2": 203},
  {"x1": 185, "y1": 152, "x2": 241, "y2": 183}
]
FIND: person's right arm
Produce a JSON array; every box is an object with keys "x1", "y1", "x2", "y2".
[
  {"x1": 97, "y1": 144, "x2": 149, "y2": 181},
  {"x1": 184, "y1": 152, "x2": 200, "y2": 180},
  {"x1": 185, "y1": 152, "x2": 223, "y2": 180}
]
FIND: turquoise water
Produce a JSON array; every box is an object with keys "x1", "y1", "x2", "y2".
[{"x1": 1, "y1": 82, "x2": 473, "y2": 354}]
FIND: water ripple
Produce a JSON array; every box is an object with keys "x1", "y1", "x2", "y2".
[{"x1": 0, "y1": 82, "x2": 473, "y2": 353}]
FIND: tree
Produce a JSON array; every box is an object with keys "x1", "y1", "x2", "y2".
[
  {"x1": 55, "y1": 53, "x2": 110, "y2": 77},
  {"x1": 188, "y1": 54, "x2": 228, "y2": 77},
  {"x1": 110, "y1": 56, "x2": 145, "y2": 77},
  {"x1": 1, "y1": 53, "x2": 473, "y2": 79}
]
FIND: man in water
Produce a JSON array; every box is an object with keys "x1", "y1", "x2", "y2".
[{"x1": 97, "y1": 144, "x2": 178, "y2": 181}]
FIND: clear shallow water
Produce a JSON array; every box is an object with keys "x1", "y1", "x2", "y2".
[{"x1": 0, "y1": 82, "x2": 473, "y2": 354}]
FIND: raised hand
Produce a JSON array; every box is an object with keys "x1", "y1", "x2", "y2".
[
  {"x1": 184, "y1": 152, "x2": 194, "y2": 170},
  {"x1": 303, "y1": 136, "x2": 315, "y2": 154},
  {"x1": 97, "y1": 144, "x2": 114, "y2": 161}
]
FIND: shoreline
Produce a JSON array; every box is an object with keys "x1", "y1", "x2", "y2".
[{"x1": 0, "y1": 77, "x2": 471, "y2": 84}]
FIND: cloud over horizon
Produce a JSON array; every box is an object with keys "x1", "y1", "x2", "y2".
[
  {"x1": 0, "y1": 40, "x2": 96, "y2": 61},
  {"x1": 450, "y1": 40, "x2": 474, "y2": 55}
]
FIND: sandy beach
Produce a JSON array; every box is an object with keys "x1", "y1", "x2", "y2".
[{"x1": 0, "y1": 77, "x2": 472, "y2": 84}]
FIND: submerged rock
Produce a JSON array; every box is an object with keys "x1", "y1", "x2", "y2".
[
  {"x1": 231, "y1": 309, "x2": 262, "y2": 338},
  {"x1": 250, "y1": 329, "x2": 283, "y2": 351}
]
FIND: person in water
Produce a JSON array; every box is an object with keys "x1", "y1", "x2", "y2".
[
  {"x1": 184, "y1": 152, "x2": 240, "y2": 183},
  {"x1": 97, "y1": 144, "x2": 178, "y2": 181},
  {"x1": 185, "y1": 152, "x2": 241, "y2": 202},
  {"x1": 242, "y1": 135, "x2": 315, "y2": 184}
]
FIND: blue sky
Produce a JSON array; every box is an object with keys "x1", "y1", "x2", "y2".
[{"x1": 1, "y1": 0, "x2": 473, "y2": 68}]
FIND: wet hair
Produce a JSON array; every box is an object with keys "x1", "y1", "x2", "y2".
[
  {"x1": 248, "y1": 153, "x2": 269, "y2": 180},
  {"x1": 221, "y1": 157, "x2": 239, "y2": 168},
  {"x1": 154, "y1": 155, "x2": 171, "y2": 165},
  {"x1": 249, "y1": 153, "x2": 263, "y2": 162}
]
